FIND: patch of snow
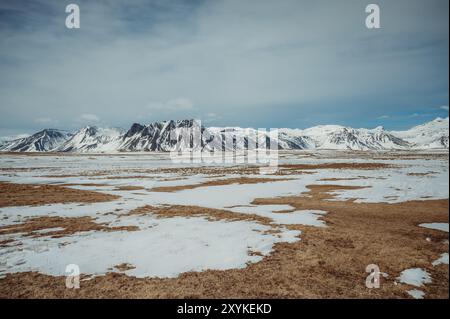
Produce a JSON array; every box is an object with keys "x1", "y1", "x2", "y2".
[
  {"x1": 432, "y1": 253, "x2": 449, "y2": 266},
  {"x1": 270, "y1": 210, "x2": 327, "y2": 227},
  {"x1": 407, "y1": 289, "x2": 425, "y2": 299},
  {"x1": 31, "y1": 227, "x2": 66, "y2": 234},
  {"x1": 419, "y1": 223, "x2": 449, "y2": 232},
  {"x1": 0, "y1": 216, "x2": 300, "y2": 278},
  {"x1": 229, "y1": 206, "x2": 327, "y2": 227},
  {"x1": 397, "y1": 268, "x2": 432, "y2": 287}
]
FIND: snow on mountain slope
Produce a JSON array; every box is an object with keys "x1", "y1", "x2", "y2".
[
  {"x1": 118, "y1": 120, "x2": 197, "y2": 152},
  {"x1": 312, "y1": 126, "x2": 409, "y2": 150},
  {"x1": 120, "y1": 121, "x2": 276, "y2": 152},
  {"x1": 205, "y1": 126, "x2": 269, "y2": 151},
  {"x1": 279, "y1": 125, "x2": 411, "y2": 150},
  {"x1": 0, "y1": 129, "x2": 71, "y2": 152},
  {"x1": 0, "y1": 117, "x2": 447, "y2": 153},
  {"x1": 392, "y1": 117, "x2": 449, "y2": 149},
  {"x1": 0, "y1": 134, "x2": 30, "y2": 148},
  {"x1": 56, "y1": 126, "x2": 124, "y2": 152}
]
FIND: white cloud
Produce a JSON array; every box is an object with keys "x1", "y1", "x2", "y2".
[
  {"x1": 440, "y1": 105, "x2": 449, "y2": 111},
  {"x1": 34, "y1": 117, "x2": 59, "y2": 126},
  {"x1": 377, "y1": 115, "x2": 390, "y2": 120},
  {"x1": 408, "y1": 112, "x2": 435, "y2": 118},
  {"x1": 34, "y1": 117, "x2": 54, "y2": 124},
  {"x1": 203, "y1": 112, "x2": 223, "y2": 123},
  {"x1": 0, "y1": 133, "x2": 30, "y2": 142},
  {"x1": 15, "y1": 133, "x2": 30, "y2": 139},
  {"x1": 148, "y1": 98, "x2": 195, "y2": 111},
  {"x1": 0, "y1": 0, "x2": 448, "y2": 131},
  {"x1": 167, "y1": 98, "x2": 194, "y2": 111},
  {"x1": 78, "y1": 113, "x2": 100, "y2": 123}
]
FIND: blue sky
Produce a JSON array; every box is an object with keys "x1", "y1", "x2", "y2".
[{"x1": 0, "y1": 0, "x2": 448, "y2": 136}]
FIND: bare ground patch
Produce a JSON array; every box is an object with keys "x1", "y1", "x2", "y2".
[{"x1": 0, "y1": 182, "x2": 119, "y2": 207}]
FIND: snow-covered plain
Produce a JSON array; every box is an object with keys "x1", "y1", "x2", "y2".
[{"x1": 0, "y1": 150, "x2": 448, "y2": 280}]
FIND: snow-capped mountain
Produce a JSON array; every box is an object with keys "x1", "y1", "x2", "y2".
[
  {"x1": 56, "y1": 126, "x2": 124, "y2": 152},
  {"x1": 279, "y1": 125, "x2": 411, "y2": 150},
  {"x1": 0, "y1": 117, "x2": 448, "y2": 153},
  {"x1": 0, "y1": 129, "x2": 71, "y2": 152},
  {"x1": 0, "y1": 134, "x2": 30, "y2": 148},
  {"x1": 278, "y1": 132, "x2": 315, "y2": 150},
  {"x1": 392, "y1": 117, "x2": 449, "y2": 149},
  {"x1": 205, "y1": 127, "x2": 269, "y2": 151},
  {"x1": 117, "y1": 120, "x2": 196, "y2": 152}
]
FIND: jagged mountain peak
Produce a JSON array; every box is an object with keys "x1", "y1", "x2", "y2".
[
  {"x1": 118, "y1": 119, "x2": 200, "y2": 152},
  {"x1": 393, "y1": 117, "x2": 449, "y2": 149},
  {"x1": 0, "y1": 117, "x2": 448, "y2": 153},
  {"x1": 372, "y1": 126, "x2": 385, "y2": 131},
  {"x1": 55, "y1": 126, "x2": 124, "y2": 153},
  {"x1": 0, "y1": 129, "x2": 71, "y2": 152},
  {"x1": 125, "y1": 123, "x2": 145, "y2": 138},
  {"x1": 432, "y1": 116, "x2": 447, "y2": 123}
]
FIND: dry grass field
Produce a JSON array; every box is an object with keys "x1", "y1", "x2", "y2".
[{"x1": 0, "y1": 151, "x2": 448, "y2": 298}]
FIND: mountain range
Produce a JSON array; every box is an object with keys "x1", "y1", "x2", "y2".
[{"x1": 0, "y1": 117, "x2": 448, "y2": 153}]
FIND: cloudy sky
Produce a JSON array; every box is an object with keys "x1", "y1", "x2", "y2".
[{"x1": 0, "y1": 0, "x2": 448, "y2": 136}]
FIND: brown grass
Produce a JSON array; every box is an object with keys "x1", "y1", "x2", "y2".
[
  {"x1": 126, "y1": 205, "x2": 274, "y2": 227},
  {"x1": 0, "y1": 216, "x2": 139, "y2": 238},
  {"x1": 279, "y1": 162, "x2": 393, "y2": 170},
  {"x1": 114, "y1": 186, "x2": 145, "y2": 191},
  {"x1": 0, "y1": 239, "x2": 15, "y2": 247},
  {"x1": 407, "y1": 172, "x2": 437, "y2": 177},
  {"x1": 0, "y1": 182, "x2": 119, "y2": 207},
  {"x1": 318, "y1": 177, "x2": 369, "y2": 181},
  {"x1": 149, "y1": 163, "x2": 391, "y2": 177},
  {"x1": 58, "y1": 183, "x2": 110, "y2": 187},
  {"x1": 113, "y1": 263, "x2": 136, "y2": 272},
  {"x1": 150, "y1": 177, "x2": 292, "y2": 192},
  {"x1": 0, "y1": 184, "x2": 447, "y2": 299},
  {"x1": 0, "y1": 167, "x2": 55, "y2": 172}
]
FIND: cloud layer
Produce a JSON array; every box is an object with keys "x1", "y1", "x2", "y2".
[{"x1": 0, "y1": 0, "x2": 448, "y2": 135}]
